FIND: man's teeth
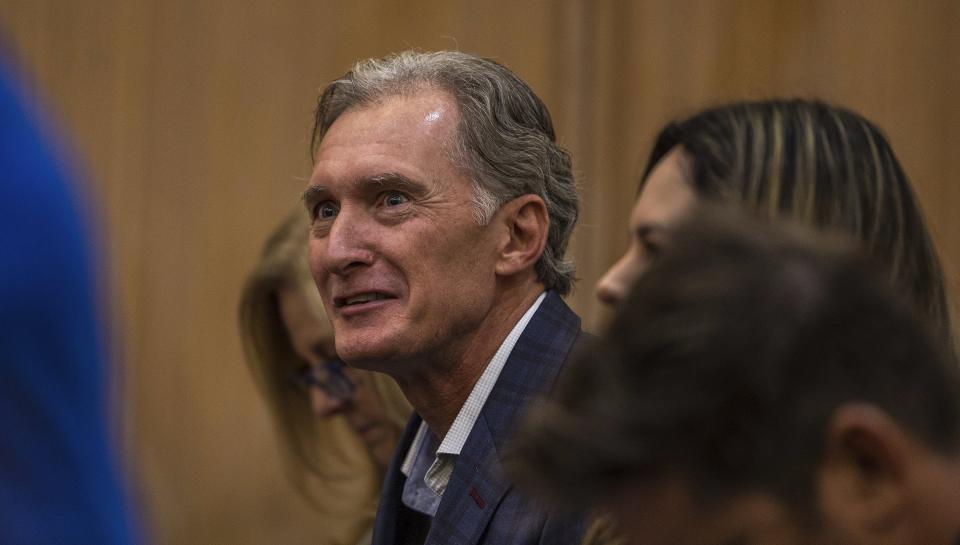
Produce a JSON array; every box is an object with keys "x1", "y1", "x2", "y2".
[{"x1": 345, "y1": 293, "x2": 388, "y2": 306}]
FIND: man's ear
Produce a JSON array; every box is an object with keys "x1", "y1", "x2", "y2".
[
  {"x1": 493, "y1": 194, "x2": 549, "y2": 278},
  {"x1": 817, "y1": 403, "x2": 912, "y2": 543}
]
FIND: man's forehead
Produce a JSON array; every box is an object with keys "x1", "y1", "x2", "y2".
[
  {"x1": 309, "y1": 90, "x2": 461, "y2": 185},
  {"x1": 320, "y1": 88, "x2": 459, "y2": 146}
]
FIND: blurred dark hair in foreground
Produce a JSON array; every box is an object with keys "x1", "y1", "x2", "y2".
[{"x1": 509, "y1": 205, "x2": 960, "y2": 514}]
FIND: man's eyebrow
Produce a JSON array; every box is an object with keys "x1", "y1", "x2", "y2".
[
  {"x1": 366, "y1": 172, "x2": 419, "y2": 189},
  {"x1": 302, "y1": 172, "x2": 420, "y2": 203},
  {"x1": 300, "y1": 185, "x2": 327, "y2": 206}
]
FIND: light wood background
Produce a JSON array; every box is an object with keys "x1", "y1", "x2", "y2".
[{"x1": 1, "y1": 1, "x2": 957, "y2": 544}]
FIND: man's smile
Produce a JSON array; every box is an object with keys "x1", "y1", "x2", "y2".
[{"x1": 334, "y1": 291, "x2": 395, "y2": 308}]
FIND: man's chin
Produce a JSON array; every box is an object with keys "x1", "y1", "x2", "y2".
[{"x1": 336, "y1": 340, "x2": 402, "y2": 371}]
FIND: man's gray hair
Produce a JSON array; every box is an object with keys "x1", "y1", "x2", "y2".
[{"x1": 311, "y1": 50, "x2": 578, "y2": 295}]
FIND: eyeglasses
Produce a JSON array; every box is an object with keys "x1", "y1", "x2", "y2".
[{"x1": 289, "y1": 358, "x2": 355, "y2": 402}]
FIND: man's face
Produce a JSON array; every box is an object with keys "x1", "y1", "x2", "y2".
[
  {"x1": 305, "y1": 88, "x2": 501, "y2": 372},
  {"x1": 607, "y1": 477, "x2": 830, "y2": 545}
]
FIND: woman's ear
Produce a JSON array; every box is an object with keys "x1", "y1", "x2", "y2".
[
  {"x1": 816, "y1": 403, "x2": 912, "y2": 544},
  {"x1": 493, "y1": 194, "x2": 549, "y2": 278}
]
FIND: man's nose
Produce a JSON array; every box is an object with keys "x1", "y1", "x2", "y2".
[
  {"x1": 309, "y1": 387, "x2": 347, "y2": 418},
  {"x1": 321, "y1": 207, "x2": 376, "y2": 275}
]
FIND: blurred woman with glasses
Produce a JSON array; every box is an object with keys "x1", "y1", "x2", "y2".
[{"x1": 239, "y1": 209, "x2": 411, "y2": 545}]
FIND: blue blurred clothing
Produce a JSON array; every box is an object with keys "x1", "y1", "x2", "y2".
[{"x1": 0, "y1": 58, "x2": 136, "y2": 545}]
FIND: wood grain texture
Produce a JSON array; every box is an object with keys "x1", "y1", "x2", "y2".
[{"x1": 1, "y1": 1, "x2": 957, "y2": 543}]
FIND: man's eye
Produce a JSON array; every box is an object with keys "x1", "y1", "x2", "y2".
[
  {"x1": 383, "y1": 191, "x2": 408, "y2": 207},
  {"x1": 315, "y1": 201, "x2": 338, "y2": 219}
]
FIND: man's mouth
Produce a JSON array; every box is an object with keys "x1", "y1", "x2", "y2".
[{"x1": 334, "y1": 292, "x2": 394, "y2": 308}]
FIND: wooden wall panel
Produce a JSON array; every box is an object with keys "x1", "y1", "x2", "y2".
[
  {"x1": 0, "y1": 1, "x2": 957, "y2": 544},
  {"x1": 567, "y1": 0, "x2": 960, "y2": 327}
]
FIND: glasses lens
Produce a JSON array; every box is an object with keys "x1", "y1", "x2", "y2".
[
  {"x1": 289, "y1": 365, "x2": 316, "y2": 392},
  {"x1": 320, "y1": 359, "x2": 355, "y2": 401},
  {"x1": 289, "y1": 359, "x2": 355, "y2": 402}
]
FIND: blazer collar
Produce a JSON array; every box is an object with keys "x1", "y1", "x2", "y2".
[
  {"x1": 428, "y1": 290, "x2": 582, "y2": 544},
  {"x1": 374, "y1": 291, "x2": 582, "y2": 545}
]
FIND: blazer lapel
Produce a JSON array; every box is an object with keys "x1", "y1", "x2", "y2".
[
  {"x1": 372, "y1": 414, "x2": 422, "y2": 545},
  {"x1": 426, "y1": 416, "x2": 509, "y2": 545},
  {"x1": 425, "y1": 291, "x2": 583, "y2": 545}
]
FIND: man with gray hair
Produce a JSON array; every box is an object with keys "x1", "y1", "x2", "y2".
[{"x1": 302, "y1": 51, "x2": 587, "y2": 545}]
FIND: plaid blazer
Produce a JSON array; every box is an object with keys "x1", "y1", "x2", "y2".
[{"x1": 372, "y1": 291, "x2": 589, "y2": 545}]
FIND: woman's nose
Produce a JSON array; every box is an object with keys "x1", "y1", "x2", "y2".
[
  {"x1": 309, "y1": 387, "x2": 346, "y2": 417},
  {"x1": 595, "y1": 253, "x2": 635, "y2": 306}
]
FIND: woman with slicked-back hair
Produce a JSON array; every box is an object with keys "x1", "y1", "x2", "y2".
[
  {"x1": 596, "y1": 99, "x2": 953, "y2": 353},
  {"x1": 577, "y1": 99, "x2": 954, "y2": 545}
]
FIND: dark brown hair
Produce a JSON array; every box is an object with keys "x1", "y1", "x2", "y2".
[
  {"x1": 512, "y1": 208, "x2": 960, "y2": 513},
  {"x1": 641, "y1": 99, "x2": 952, "y2": 352}
]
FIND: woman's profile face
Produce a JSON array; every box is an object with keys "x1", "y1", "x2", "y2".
[
  {"x1": 277, "y1": 285, "x2": 399, "y2": 468},
  {"x1": 596, "y1": 147, "x2": 697, "y2": 306}
]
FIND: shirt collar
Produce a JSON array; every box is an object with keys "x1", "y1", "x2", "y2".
[{"x1": 436, "y1": 291, "x2": 546, "y2": 456}]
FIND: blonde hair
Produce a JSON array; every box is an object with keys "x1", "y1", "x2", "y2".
[
  {"x1": 642, "y1": 99, "x2": 953, "y2": 352},
  {"x1": 237, "y1": 209, "x2": 410, "y2": 520}
]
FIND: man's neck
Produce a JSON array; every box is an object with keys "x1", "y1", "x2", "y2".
[{"x1": 394, "y1": 282, "x2": 544, "y2": 440}]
